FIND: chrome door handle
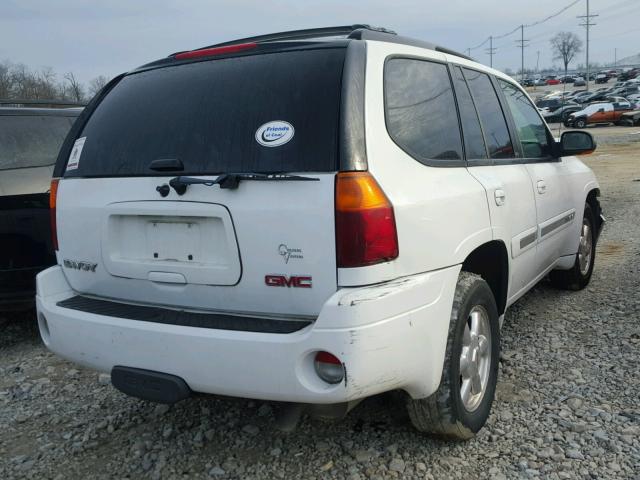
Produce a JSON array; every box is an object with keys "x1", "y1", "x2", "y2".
[
  {"x1": 537, "y1": 180, "x2": 547, "y2": 194},
  {"x1": 494, "y1": 189, "x2": 506, "y2": 206}
]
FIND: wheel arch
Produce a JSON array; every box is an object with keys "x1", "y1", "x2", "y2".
[
  {"x1": 461, "y1": 240, "x2": 509, "y2": 316},
  {"x1": 586, "y1": 187, "x2": 604, "y2": 239}
]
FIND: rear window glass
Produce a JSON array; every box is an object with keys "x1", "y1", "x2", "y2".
[
  {"x1": 0, "y1": 115, "x2": 76, "y2": 171},
  {"x1": 66, "y1": 48, "x2": 346, "y2": 177}
]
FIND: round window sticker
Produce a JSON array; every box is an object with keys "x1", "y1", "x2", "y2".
[{"x1": 255, "y1": 121, "x2": 295, "y2": 147}]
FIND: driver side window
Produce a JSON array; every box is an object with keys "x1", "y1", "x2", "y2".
[{"x1": 499, "y1": 80, "x2": 551, "y2": 159}]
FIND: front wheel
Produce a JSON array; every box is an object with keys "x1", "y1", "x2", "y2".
[
  {"x1": 575, "y1": 118, "x2": 587, "y2": 128},
  {"x1": 407, "y1": 272, "x2": 500, "y2": 440},
  {"x1": 550, "y1": 202, "x2": 596, "y2": 290}
]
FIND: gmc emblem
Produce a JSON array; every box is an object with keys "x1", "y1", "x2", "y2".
[{"x1": 265, "y1": 275, "x2": 312, "y2": 288}]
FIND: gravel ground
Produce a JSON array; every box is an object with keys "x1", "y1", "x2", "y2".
[{"x1": 1, "y1": 138, "x2": 639, "y2": 480}]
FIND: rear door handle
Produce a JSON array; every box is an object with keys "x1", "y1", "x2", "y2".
[
  {"x1": 494, "y1": 189, "x2": 506, "y2": 206},
  {"x1": 537, "y1": 180, "x2": 547, "y2": 194}
]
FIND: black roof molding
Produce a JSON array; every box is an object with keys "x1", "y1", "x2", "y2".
[
  {"x1": 348, "y1": 28, "x2": 473, "y2": 61},
  {"x1": 173, "y1": 24, "x2": 472, "y2": 62}
]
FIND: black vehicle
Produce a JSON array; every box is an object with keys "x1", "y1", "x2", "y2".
[
  {"x1": 0, "y1": 103, "x2": 81, "y2": 308},
  {"x1": 542, "y1": 104, "x2": 582, "y2": 123},
  {"x1": 535, "y1": 98, "x2": 565, "y2": 111}
]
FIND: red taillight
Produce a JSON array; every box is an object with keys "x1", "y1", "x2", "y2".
[
  {"x1": 49, "y1": 178, "x2": 59, "y2": 250},
  {"x1": 174, "y1": 42, "x2": 257, "y2": 60},
  {"x1": 314, "y1": 351, "x2": 344, "y2": 384},
  {"x1": 335, "y1": 172, "x2": 399, "y2": 268}
]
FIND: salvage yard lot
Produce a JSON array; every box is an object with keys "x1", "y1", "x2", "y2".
[{"x1": 1, "y1": 129, "x2": 639, "y2": 479}]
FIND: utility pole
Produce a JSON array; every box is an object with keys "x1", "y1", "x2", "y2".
[
  {"x1": 536, "y1": 50, "x2": 540, "y2": 73},
  {"x1": 578, "y1": 0, "x2": 598, "y2": 91},
  {"x1": 515, "y1": 25, "x2": 529, "y2": 82},
  {"x1": 614, "y1": 47, "x2": 617, "y2": 67},
  {"x1": 466, "y1": 47, "x2": 471, "y2": 57},
  {"x1": 485, "y1": 36, "x2": 497, "y2": 68}
]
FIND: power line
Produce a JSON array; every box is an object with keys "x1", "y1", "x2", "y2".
[
  {"x1": 524, "y1": 0, "x2": 582, "y2": 28},
  {"x1": 467, "y1": 0, "x2": 582, "y2": 50}
]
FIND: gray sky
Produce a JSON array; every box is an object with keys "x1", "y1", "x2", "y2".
[{"x1": 1, "y1": 0, "x2": 638, "y2": 85}]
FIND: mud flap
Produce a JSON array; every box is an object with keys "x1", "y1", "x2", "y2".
[{"x1": 111, "y1": 366, "x2": 191, "y2": 404}]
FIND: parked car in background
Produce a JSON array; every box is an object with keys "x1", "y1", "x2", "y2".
[
  {"x1": 536, "y1": 98, "x2": 565, "y2": 111},
  {"x1": 560, "y1": 75, "x2": 575, "y2": 84},
  {"x1": 565, "y1": 101, "x2": 633, "y2": 128},
  {"x1": 0, "y1": 102, "x2": 81, "y2": 309},
  {"x1": 546, "y1": 78, "x2": 561, "y2": 85},
  {"x1": 595, "y1": 73, "x2": 609, "y2": 84},
  {"x1": 619, "y1": 110, "x2": 640, "y2": 126},
  {"x1": 35, "y1": 25, "x2": 603, "y2": 440},
  {"x1": 618, "y1": 68, "x2": 639, "y2": 81},
  {"x1": 571, "y1": 91, "x2": 594, "y2": 104},
  {"x1": 542, "y1": 104, "x2": 583, "y2": 123},
  {"x1": 573, "y1": 77, "x2": 586, "y2": 87},
  {"x1": 533, "y1": 78, "x2": 546, "y2": 86}
]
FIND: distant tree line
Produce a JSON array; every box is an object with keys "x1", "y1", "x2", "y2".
[{"x1": 0, "y1": 60, "x2": 108, "y2": 104}]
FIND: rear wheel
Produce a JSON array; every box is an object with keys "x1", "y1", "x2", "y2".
[
  {"x1": 550, "y1": 202, "x2": 596, "y2": 290},
  {"x1": 407, "y1": 272, "x2": 500, "y2": 440}
]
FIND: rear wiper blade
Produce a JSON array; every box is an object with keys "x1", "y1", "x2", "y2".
[{"x1": 169, "y1": 173, "x2": 319, "y2": 193}]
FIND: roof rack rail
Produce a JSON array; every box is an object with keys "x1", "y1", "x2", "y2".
[
  {"x1": 0, "y1": 99, "x2": 86, "y2": 107},
  {"x1": 198, "y1": 25, "x2": 396, "y2": 50},
  {"x1": 176, "y1": 24, "x2": 472, "y2": 62}
]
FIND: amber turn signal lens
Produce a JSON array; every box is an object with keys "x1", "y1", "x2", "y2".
[{"x1": 335, "y1": 172, "x2": 399, "y2": 268}]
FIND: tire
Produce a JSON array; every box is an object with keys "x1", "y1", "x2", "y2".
[
  {"x1": 550, "y1": 202, "x2": 596, "y2": 291},
  {"x1": 575, "y1": 118, "x2": 587, "y2": 128},
  {"x1": 407, "y1": 272, "x2": 500, "y2": 440},
  {"x1": 564, "y1": 119, "x2": 573, "y2": 128}
]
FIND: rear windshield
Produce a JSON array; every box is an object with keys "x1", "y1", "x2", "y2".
[
  {"x1": 0, "y1": 115, "x2": 76, "y2": 171},
  {"x1": 66, "y1": 48, "x2": 346, "y2": 177}
]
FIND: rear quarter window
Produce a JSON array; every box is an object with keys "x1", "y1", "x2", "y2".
[
  {"x1": 65, "y1": 48, "x2": 346, "y2": 177},
  {"x1": 0, "y1": 115, "x2": 76, "y2": 171},
  {"x1": 384, "y1": 57, "x2": 463, "y2": 166}
]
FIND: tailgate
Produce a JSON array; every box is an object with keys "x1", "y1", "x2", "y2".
[{"x1": 57, "y1": 176, "x2": 336, "y2": 316}]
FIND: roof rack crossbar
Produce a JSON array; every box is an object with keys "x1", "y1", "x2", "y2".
[{"x1": 193, "y1": 25, "x2": 396, "y2": 51}]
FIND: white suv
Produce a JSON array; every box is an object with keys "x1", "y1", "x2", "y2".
[{"x1": 37, "y1": 25, "x2": 604, "y2": 439}]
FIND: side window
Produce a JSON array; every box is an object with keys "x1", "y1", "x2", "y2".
[
  {"x1": 498, "y1": 80, "x2": 551, "y2": 159},
  {"x1": 463, "y1": 68, "x2": 515, "y2": 160},
  {"x1": 451, "y1": 66, "x2": 487, "y2": 160},
  {"x1": 384, "y1": 58, "x2": 463, "y2": 164}
]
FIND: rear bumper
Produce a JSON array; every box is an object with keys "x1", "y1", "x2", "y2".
[{"x1": 36, "y1": 264, "x2": 460, "y2": 404}]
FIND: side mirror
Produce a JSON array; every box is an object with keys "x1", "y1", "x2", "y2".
[{"x1": 559, "y1": 131, "x2": 596, "y2": 156}]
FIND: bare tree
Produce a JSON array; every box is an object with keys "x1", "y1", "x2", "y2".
[
  {"x1": 550, "y1": 32, "x2": 583, "y2": 77},
  {"x1": 0, "y1": 61, "x2": 12, "y2": 98},
  {"x1": 88, "y1": 75, "x2": 109, "y2": 97},
  {"x1": 64, "y1": 72, "x2": 85, "y2": 103},
  {"x1": 0, "y1": 62, "x2": 95, "y2": 103}
]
